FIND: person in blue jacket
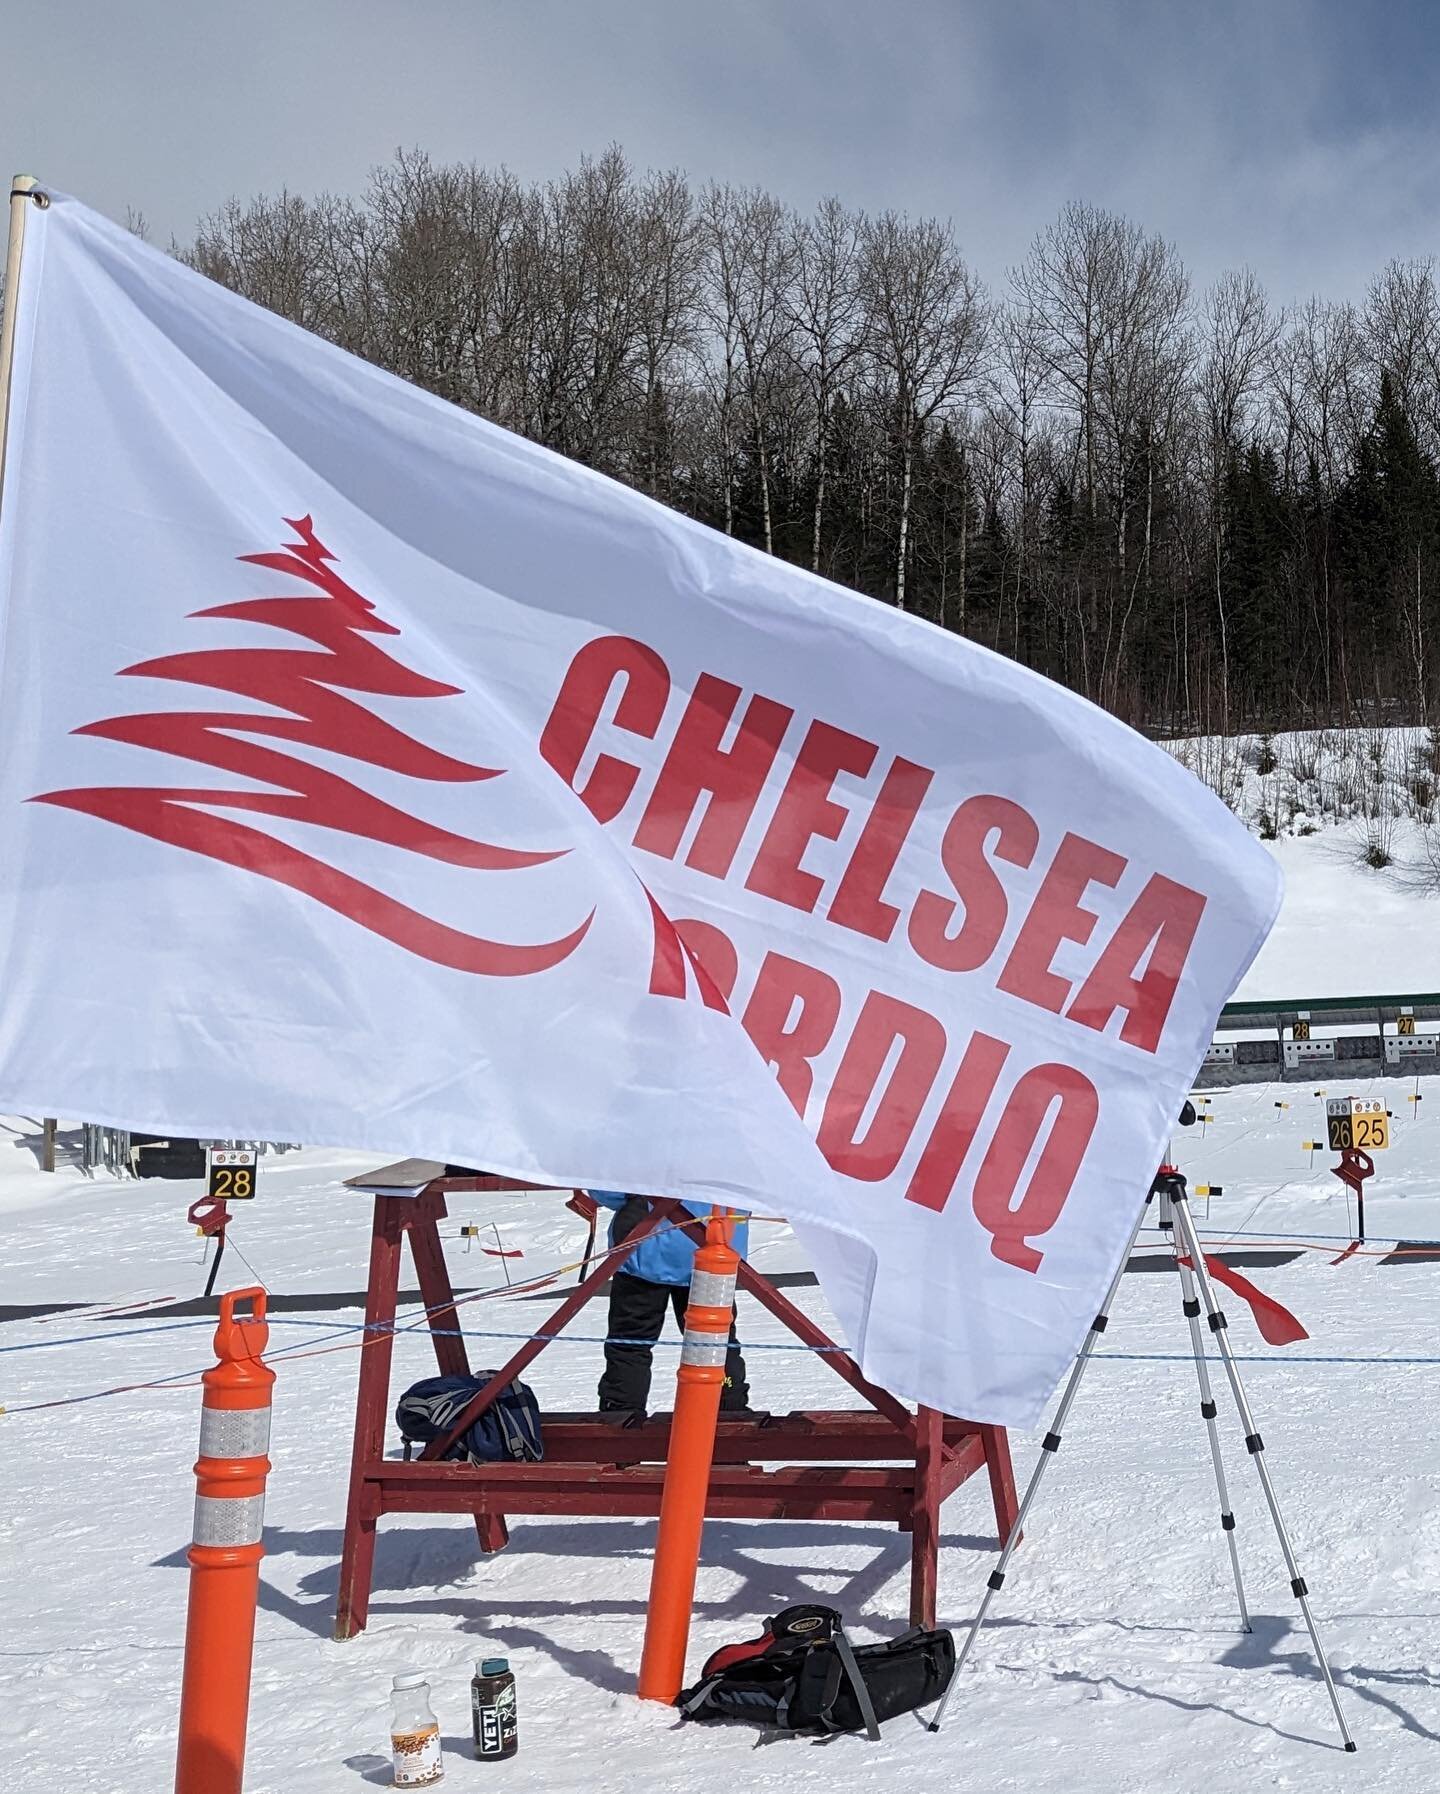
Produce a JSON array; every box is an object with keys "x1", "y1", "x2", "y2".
[{"x1": 590, "y1": 1191, "x2": 750, "y2": 1414}]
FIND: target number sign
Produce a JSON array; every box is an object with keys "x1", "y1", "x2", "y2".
[
  {"x1": 207, "y1": 1146, "x2": 258, "y2": 1200},
  {"x1": 1325, "y1": 1097, "x2": 1389, "y2": 1152}
]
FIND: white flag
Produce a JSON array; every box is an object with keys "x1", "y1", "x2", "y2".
[{"x1": 0, "y1": 191, "x2": 1280, "y2": 1424}]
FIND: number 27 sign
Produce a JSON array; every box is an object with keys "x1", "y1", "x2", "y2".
[{"x1": 1326, "y1": 1097, "x2": 1389, "y2": 1152}]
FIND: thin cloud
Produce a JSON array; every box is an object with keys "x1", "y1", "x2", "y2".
[{"x1": 2, "y1": 0, "x2": 1433, "y2": 305}]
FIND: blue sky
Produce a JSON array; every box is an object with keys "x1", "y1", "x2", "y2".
[{"x1": 5, "y1": 1, "x2": 1438, "y2": 304}]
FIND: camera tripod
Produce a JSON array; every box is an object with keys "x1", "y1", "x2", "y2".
[{"x1": 928, "y1": 1166, "x2": 1355, "y2": 1752}]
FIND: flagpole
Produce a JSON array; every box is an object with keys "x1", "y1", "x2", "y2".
[{"x1": 0, "y1": 175, "x2": 43, "y2": 512}]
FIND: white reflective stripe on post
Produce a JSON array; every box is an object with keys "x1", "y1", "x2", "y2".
[
  {"x1": 680, "y1": 1331, "x2": 728, "y2": 1367},
  {"x1": 193, "y1": 1492, "x2": 266, "y2": 1548},
  {"x1": 688, "y1": 1269, "x2": 735, "y2": 1309},
  {"x1": 198, "y1": 1405, "x2": 272, "y2": 1459}
]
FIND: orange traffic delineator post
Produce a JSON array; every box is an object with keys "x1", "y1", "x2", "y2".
[
  {"x1": 637, "y1": 1210, "x2": 740, "y2": 1703},
  {"x1": 175, "y1": 1287, "x2": 274, "y2": 1794}
]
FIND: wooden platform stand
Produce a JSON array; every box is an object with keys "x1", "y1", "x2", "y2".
[{"x1": 334, "y1": 1173, "x2": 1020, "y2": 1642}]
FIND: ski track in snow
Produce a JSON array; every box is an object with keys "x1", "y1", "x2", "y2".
[{"x1": 3, "y1": 1079, "x2": 1439, "y2": 1793}]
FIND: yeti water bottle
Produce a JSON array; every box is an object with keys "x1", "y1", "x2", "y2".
[{"x1": 471, "y1": 1656, "x2": 518, "y2": 1760}]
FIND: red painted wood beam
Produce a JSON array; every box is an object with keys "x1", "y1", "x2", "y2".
[
  {"x1": 528, "y1": 1410, "x2": 984, "y2": 1464},
  {"x1": 910, "y1": 1406, "x2": 943, "y2": 1627},
  {"x1": 732, "y1": 1261, "x2": 916, "y2": 1435},
  {"x1": 335, "y1": 1195, "x2": 406, "y2": 1640}
]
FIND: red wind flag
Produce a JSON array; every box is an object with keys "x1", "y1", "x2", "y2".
[{"x1": 1179, "y1": 1255, "x2": 1309, "y2": 1346}]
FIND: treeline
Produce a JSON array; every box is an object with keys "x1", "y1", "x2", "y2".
[{"x1": 186, "y1": 147, "x2": 1440, "y2": 734}]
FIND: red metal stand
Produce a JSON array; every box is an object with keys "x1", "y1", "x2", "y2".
[
  {"x1": 334, "y1": 1176, "x2": 1020, "y2": 1641},
  {"x1": 1329, "y1": 1146, "x2": 1375, "y2": 1244}
]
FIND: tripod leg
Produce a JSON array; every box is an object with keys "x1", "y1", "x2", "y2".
[
  {"x1": 927, "y1": 1196, "x2": 1148, "y2": 1734},
  {"x1": 1166, "y1": 1214, "x2": 1251, "y2": 1631},
  {"x1": 1168, "y1": 1187, "x2": 1356, "y2": 1752}
]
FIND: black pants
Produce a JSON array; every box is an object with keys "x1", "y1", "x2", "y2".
[{"x1": 598, "y1": 1272, "x2": 750, "y2": 1413}]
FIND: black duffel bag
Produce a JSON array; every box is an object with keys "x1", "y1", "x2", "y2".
[{"x1": 677, "y1": 1604, "x2": 954, "y2": 1739}]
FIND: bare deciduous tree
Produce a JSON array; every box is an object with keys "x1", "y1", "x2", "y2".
[
  {"x1": 860, "y1": 210, "x2": 987, "y2": 608},
  {"x1": 185, "y1": 147, "x2": 1440, "y2": 736},
  {"x1": 790, "y1": 197, "x2": 865, "y2": 572}
]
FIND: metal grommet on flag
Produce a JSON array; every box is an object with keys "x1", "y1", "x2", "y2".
[{"x1": 174, "y1": 1287, "x2": 274, "y2": 1794}]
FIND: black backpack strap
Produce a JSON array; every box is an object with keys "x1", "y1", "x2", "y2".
[
  {"x1": 784, "y1": 1639, "x2": 837, "y2": 1728},
  {"x1": 677, "y1": 1674, "x2": 726, "y2": 1718},
  {"x1": 811, "y1": 1650, "x2": 846, "y2": 1728},
  {"x1": 832, "y1": 1627, "x2": 882, "y2": 1741}
]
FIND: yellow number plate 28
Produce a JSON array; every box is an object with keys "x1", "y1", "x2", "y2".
[{"x1": 207, "y1": 1148, "x2": 258, "y2": 1200}]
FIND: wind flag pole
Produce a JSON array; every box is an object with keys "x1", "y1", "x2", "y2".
[
  {"x1": 0, "y1": 177, "x2": 43, "y2": 505},
  {"x1": 636, "y1": 1205, "x2": 740, "y2": 1702}
]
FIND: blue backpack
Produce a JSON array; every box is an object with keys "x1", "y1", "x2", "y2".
[{"x1": 395, "y1": 1372, "x2": 544, "y2": 1464}]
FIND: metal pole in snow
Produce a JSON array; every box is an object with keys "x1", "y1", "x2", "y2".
[
  {"x1": 1168, "y1": 1184, "x2": 1356, "y2": 1752},
  {"x1": 1156, "y1": 1174, "x2": 1251, "y2": 1632},
  {"x1": 928, "y1": 1192, "x2": 1150, "y2": 1734},
  {"x1": 492, "y1": 1221, "x2": 512, "y2": 1287}
]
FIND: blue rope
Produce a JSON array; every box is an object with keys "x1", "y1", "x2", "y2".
[
  {"x1": 1141, "y1": 1225, "x2": 1440, "y2": 1247},
  {"x1": 231, "y1": 1318, "x2": 1440, "y2": 1363},
  {"x1": 5, "y1": 1333, "x2": 1437, "y2": 1421},
  {"x1": 1091, "y1": 1351, "x2": 1440, "y2": 1365},
  {"x1": 369, "y1": 1325, "x2": 848, "y2": 1352},
  {"x1": 7, "y1": 1313, "x2": 1436, "y2": 1368},
  {"x1": 0, "y1": 1315, "x2": 361, "y2": 1354}
]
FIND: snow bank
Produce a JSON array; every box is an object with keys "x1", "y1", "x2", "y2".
[{"x1": 1165, "y1": 728, "x2": 1440, "y2": 999}]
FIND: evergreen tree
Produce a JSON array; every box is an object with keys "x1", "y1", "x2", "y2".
[
  {"x1": 1222, "y1": 445, "x2": 1292, "y2": 721},
  {"x1": 914, "y1": 422, "x2": 975, "y2": 633},
  {"x1": 1335, "y1": 371, "x2": 1440, "y2": 712}
]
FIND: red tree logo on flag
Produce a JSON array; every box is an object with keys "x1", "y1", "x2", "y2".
[{"x1": 31, "y1": 516, "x2": 593, "y2": 974}]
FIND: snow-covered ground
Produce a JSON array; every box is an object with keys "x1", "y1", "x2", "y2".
[
  {"x1": 4, "y1": 1076, "x2": 1440, "y2": 1794},
  {"x1": 1236, "y1": 828, "x2": 1437, "y2": 1000},
  {"x1": 1167, "y1": 727, "x2": 1440, "y2": 999}
]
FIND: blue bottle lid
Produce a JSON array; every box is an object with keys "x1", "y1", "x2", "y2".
[{"x1": 480, "y1": 1658, "x2": 509, "y2": 1676}]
